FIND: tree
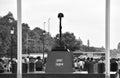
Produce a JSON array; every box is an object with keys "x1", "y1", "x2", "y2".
[
  {"x1": 0, "y1": 12, "x2": 56, "y2": 57},
  {"x1": 118, "y1": 42, "x2": 120, "y2": 50},
  {"x1": 0, "y1": 12, "x2": 16, "y2": 57},
  {"x1": 28, "y1": 27, "x2": 43, "y2": 53},
  {"x1": 22, "y1": 23, "x2": 31, "y2": 54},
  {"x1": 54, "y1": 32, "x2": 82, "y2": 51},
  {"x1": 27, "y1": 27, "x2": 55, "y2": 53},
  {"x1": 0, "y1": 25, "x2": 11, "y2": 54}
]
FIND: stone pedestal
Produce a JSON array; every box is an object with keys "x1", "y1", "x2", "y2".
[{"x1": 45, "y1": 48, "x2": 73, "y2": 74}]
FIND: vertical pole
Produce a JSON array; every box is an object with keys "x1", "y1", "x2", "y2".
[
  {"x1": 87, "y1": 40, "x2": 90, "y2": 52},
  {"x1": 10, "y1": 34, "x2": 13, "y2": 73},
  {"x1": 44, "y1": 22, "x2": 46, "y2": 31},
  {"x1": 105, "y1": 0, "x2": 110, "y2": 78},
  {"x1": 43, "y1": 35, "x2": 44, "y2": 62},
  {"x1": 26, "y1": 33, "x2": 29, "y2": 72},
  {"x1": 59, "y1": 18, "x2": 62, "y2": 47},
  {"x1": 43, "y1": 22, "x2": 46, "y2": 61},
  {"x1": 48, "y1": 18, "x2": 50, "y2": 35},
  {"x1": 17, "y1": 0, "x2": 22, "y2": 78},
  {"x1": 26, "y1": 34, "x2": 28, "y2": 54}
]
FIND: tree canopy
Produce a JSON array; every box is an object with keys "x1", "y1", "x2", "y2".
[
  {"x1": 0, "y1": 12, "x2": 105, "y2": 58},
  {"x1": 0, "y1": 12, "x2": 55, "y2": 58},
  {"x1": 54, "y1": 32, "x2": 82, "y2": 51}
]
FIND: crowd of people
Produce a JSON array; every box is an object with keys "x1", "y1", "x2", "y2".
[
  {"x1": 73, "y1": 57, "x2": 120, "y2": 73},
  {"x1": 0, "y1": 56, "x2": 120, "y2": 74},
  {"x1": 0, "y1": 56, "x2": 46, "y2": 73},
  {"x1": 0, "y1": 58, "x2": 11, "y2": 73},
  {"x1": 73, "y1": 57, "x2": 105, "y2": 73}
]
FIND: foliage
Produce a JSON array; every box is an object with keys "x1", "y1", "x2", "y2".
[
  {"x1": 0, "y1": 12, "x2": 16, "y2": 57},
  {"x1": 54, "y1": 32, "x2": 82, "y2": 51},
  {"x1": 26, "y1": 27, "x2": 55, "y2": 53},
  {"x1": 0, "y1": 12, "x2": 55, "y2": 57},
  {"x1": 117, "y1": 42, "x2": 120, "y2": 50},
  {"x1": 22, "y1": 23, "x2": 31, "y2": 54},
  {"x1": 0, "y1": 12, "x2": 106, "y2": 58},
  {"x1": 81, "y1": 45, "x2": 105, "y2": 52}
]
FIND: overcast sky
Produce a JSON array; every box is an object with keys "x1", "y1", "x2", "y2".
[{"x1": 0, "y1": 0, "x2": 120, "y2": 49}]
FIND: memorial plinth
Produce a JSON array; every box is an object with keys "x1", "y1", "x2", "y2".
[{"x1": 45, "y1": 48, "x2": 73, "y2": 74}]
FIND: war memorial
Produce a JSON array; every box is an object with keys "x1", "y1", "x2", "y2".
[{"x1": 0, "y1": 0, "x2": 117, "y2": 78}]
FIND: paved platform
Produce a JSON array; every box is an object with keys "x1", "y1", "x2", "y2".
[
  {"x1": 0, "y1": 71, "x2": 117, "y2": 78},
  {"x1": 0, "y1": 73, "x2": 105, "y2": 78}
]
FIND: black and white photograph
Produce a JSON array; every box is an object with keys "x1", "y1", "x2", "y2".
[{"x1": 0, "y1": 0, "x2": 120, "y2": 78}]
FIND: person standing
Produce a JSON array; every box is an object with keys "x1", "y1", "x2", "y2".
[
  {"x1": 29, "y1": 57, "x2": 35, "y2": 72},
  {"x1": 35, "y1": 57, "x2": 43, "y2": 71},
  {"x1": 78, "y1": 59, "x2": 85, "y2": 71},
  {"x1": 0, "y1": 60, "x2": 4, "y2": 73},
  {"x1": 74, "y1": 59, "x2": 79, "y2": 72},
  {"x1": 117, "y1": 59, "x2": 120, "y2": 74}
]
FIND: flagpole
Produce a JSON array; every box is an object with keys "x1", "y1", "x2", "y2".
[
  {"x1": 17, "y1": 0, "x2": 22, "y2": 78},
  {"x1": 105, "y1": 0, "x2": 110, "y2": 78}
]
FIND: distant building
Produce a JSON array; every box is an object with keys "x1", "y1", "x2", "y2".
[{"x1": 73, "y1": 50, "x2": 105, "y2": 59}]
